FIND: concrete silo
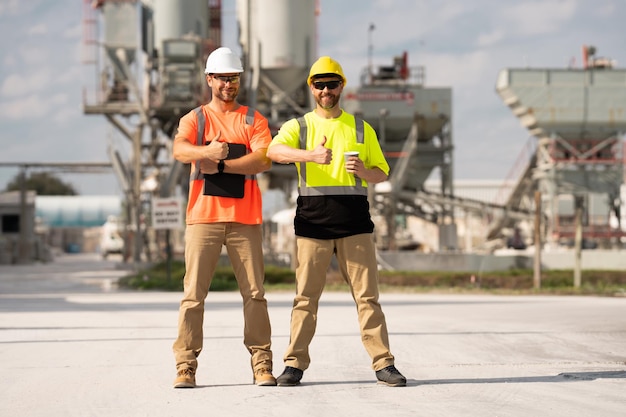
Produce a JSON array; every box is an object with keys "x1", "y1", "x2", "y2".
[
  {"x1": 237, "y1": 0, "x2": 317, "y2": 126},
  {"x1": 152, "y1": 0, "x2": 209, "y2": 50},
  {"x1": 151, "y1": 0, "x2": 213, "y2": 110}
]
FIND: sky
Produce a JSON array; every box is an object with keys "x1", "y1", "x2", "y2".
[{"x1": 0, "y1": 0, "x2": 625, "y2": 196}]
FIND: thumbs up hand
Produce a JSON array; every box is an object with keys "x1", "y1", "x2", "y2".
[
  {"x1": 310, "y1": 136, "x2": 332, "y2": 164},
  {"x1": 205, "y1": 131, "x2": 229, "y2": 161}
]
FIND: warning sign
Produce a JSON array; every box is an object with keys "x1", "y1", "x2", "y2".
[{"x1": 151, "y1": 197, "x2": 183, "y2": 230}]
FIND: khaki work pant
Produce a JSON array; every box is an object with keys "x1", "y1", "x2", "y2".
[
  {"x1": 173, "y1": 223, "x2": 273, "y2": 372},
  {"x1": 283, "y1": 233, "x2": 395, "y2": 372}
]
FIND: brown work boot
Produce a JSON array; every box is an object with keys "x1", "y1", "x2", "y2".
[
  {"x1": 173, "y1": 368, "x2": 196, "y2": 388},
  {"x1": 253, "y1": 367, "x2": 277, "y2": 386}
]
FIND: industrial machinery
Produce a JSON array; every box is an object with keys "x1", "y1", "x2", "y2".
[
  {"x1": 342, "y1": 52, "x2": 456, "y2": 249},
  {"x1": 82, "y1": 0, "x2": 220, "y2": 261},
  {"x1": 495, "y1": 46, "x2": 626, "y2": 248}
]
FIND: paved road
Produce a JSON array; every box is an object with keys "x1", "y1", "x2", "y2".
[{"x1": 1, "y1": 253, "x2": 625, "y2": 417}]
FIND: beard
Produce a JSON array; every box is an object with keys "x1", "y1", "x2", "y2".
[
  {"x1": 213, "y1": 87, "x2": 239, "y2": 102},
  {"x1": 316, "y1": 93, "x2": 339, "y2": 110}
]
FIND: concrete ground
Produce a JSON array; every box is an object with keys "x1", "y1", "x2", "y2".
[{"x1": 0, "y1": 253, "x2": 624, "y2": 417}]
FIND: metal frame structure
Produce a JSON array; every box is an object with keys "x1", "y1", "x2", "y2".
[
  {"x1": 496, "y1": 52, "x2": 626, "y2": 249},
  {"x1": 81, "y1": 0, "x2": 219, "y2": 262}
]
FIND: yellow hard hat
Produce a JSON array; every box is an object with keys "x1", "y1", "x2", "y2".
[{"x1": 307, "y1": 56, "x2": 347, "y2": 86}]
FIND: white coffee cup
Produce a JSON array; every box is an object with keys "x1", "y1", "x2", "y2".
[
  {"x1": 344, "y1": 151, "x2": 359, "y2": 160},
  {"x1": 344, "y1": 151, "x2": 359, "y2": 174}
]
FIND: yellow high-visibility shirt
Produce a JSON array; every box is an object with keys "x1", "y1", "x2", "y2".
[{"x1": 270, "y1": 110, "x2": 389, "y2": 192}]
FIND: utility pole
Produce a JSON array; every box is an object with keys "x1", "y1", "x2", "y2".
[
  {"x1": 132, "y1": 126, "x2": 144, "y2": 264},
  {"x1": 573, "y1": 195, "x2": 584, "y2": 288},
  {"x1": 17, "y1": 167, "x2": 30, "y2": 264},
  {"x1": 368, "y1": 23, "x2": 375, "y2": 81},
  {"x1": 533, "y1": 191, "x2": 542, "y2": 289}
]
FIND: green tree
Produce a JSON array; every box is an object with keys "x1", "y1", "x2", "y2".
[{"x1": 4, "y1": 172, "x2": 77, "y2": 195}]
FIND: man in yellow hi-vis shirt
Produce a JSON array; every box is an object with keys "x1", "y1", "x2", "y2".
[{"x1": 267, "y1": 56, "x2": 406, "y2": 387}]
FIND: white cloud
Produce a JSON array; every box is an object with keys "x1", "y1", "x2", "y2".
[
  {"x1": 476, "y1": 29, "x2": 504, "y2": 48},
  {"x1": 18, "y1": 44, "x2": 54, "y2": 67},
  {"x1": 435, "y1": 2, "x2": 474, "y2": 21},
  {"x1": 592, "y1": 1, "x2": 616, "y2": 17},
  {"x1": 418, "y1": 50, "x2": 493, "y2": 88},
  {"x1": 49, "y1": 92, "x2": 68, "y2": 107},
  {"x1": 52, "y1": 106, "x2": 79, "y2": 124},
  {"x1": 63, "y1": 22, "x2": 82, "y2": 39},
  {"x1": 0, "y1": 72, "x2": 50, "y2": 98},
  {"x1": 500, "y1": 0, "x2": 577, "y2": 36},
  {"x1": 47, "y1": 93, "x2": 79, "y2": 124},
  {"x1": 27, "y1": 23, "x2": 47, "y2": 36},
  {"x1": 0, "y1": 85, "x2": 72, "y2": 123},
  {"x1": 61, "y1": 71, "x2": 83, "y2": 88},
  {"x1": 0, "y1": 0, "x2": 20, "y2": 16},
  {"x1": 0, "y1": 93, "x2": 48, "y2": 119},
  {"x1": 2, "y1": 53, "x2": 17, "y2": 67}
]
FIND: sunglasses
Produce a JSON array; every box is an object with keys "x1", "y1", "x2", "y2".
[
  {"x1": 212, "y1": 75, "x2": 241, "y2": 84},
  {"x1": 312, "y1": 80, "x2": 341, "y2": 90}
]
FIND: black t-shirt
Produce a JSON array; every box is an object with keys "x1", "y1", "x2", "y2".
[{"x1": 294, "y1": 195, "x2": 374, "y2": 239}]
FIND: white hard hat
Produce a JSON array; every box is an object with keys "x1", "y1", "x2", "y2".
[{"x1": 205, "y1": 47, "x2": 244, "y2": 74}]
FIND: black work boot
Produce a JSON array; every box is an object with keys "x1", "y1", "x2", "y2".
[
  {"x1": 375, "y1": 365, "x2": 407, "y2": 387},
  {"x1": 276, "y1": 366, "x2": 303, "y2": 386}
]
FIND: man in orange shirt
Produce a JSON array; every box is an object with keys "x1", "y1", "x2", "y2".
[{"x1": 171, "y1": 47, "x2": 275, "y2": 388}]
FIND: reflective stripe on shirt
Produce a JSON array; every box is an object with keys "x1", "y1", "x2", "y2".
[
  {"x1": 191, "y1": 105, "x2": 256, "y2": 181},
  {"x1": 296, "y1": 115, "x2": 367, "y2": 197}
]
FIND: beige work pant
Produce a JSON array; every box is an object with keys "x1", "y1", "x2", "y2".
[
  {"x1": 173, "y1": 223, "x2": 273, "y2": 372},
  {"x1": 283, "y1": 233, "x2": 395, "y2": 372}
]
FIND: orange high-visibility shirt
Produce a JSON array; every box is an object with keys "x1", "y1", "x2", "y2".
[{"x1": 175, "y1": 105, "x2": 271, "y2": 225}]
